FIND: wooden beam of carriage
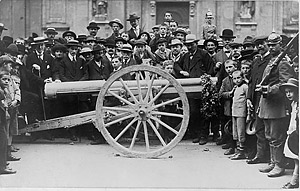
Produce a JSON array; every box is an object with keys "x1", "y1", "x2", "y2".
[{"x1": 45, "y1": 77, "x2": 217, "y2": 99}]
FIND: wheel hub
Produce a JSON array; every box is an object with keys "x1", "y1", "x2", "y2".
[{"x1": 137, "y1": 105, "x2": 150, "y2": 121}]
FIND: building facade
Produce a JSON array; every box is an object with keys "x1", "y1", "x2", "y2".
[{"x1": 0, "y1": 0, "x2": 298, "y2": 42}]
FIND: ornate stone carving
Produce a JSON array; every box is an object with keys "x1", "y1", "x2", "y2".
[
  {"x1": 150, "y1": 1, "x2": 156, "y2": 17},
  {"x1": 190, "y1": 1, "x2": 196, "y2": 17},
  {"x1": 92, "y1": 0, "x2": 108, "y2": 20}
]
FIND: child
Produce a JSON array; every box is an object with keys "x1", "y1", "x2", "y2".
[
  {"x1": 154, "y1": 38, "x2": 171, "y2": 67},
  {"x1": 280, "y1": 78, "x2": 299, "y2": 189},
  {"x1": 162, "y1": 60, "x2": 174, "y2": 76},
  {"x1": 0, "y1": 71, "x2": 16, "y2": 175},
  {"x1": 240, "y1": 60, "x2": 251, "y2": 84},
  {"x1": 111, "y1": 56, "x2": 123, "y2": 73},
  {"x1": 219, "y1": 59, "x2": 237, "y2": 155},
  {"x1": 230, "y1": 70, "x2": 248, "y2": 160}
]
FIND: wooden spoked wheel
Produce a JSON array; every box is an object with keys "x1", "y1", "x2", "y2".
[{"x1": 95, "y1": 65, "x2": 189, "y2": 158}]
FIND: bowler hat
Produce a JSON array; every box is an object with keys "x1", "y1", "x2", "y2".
[
  {"x1": 280, "y1": 78, "x2": 299, "y2": 92},
  {"x1": 219, "y1": 29, "x2": 236, "y2": 39},
  {"x1": 51, "y1": 43, "x2": 67, "y2": 53},
  {"x1": 109, "y1": 19, "x2": 124, "y2": 29},
  {"x1": 173, "y1": 28, "x2": 187, "y2": 36},
  {"x1": 119, "y1": 44, "x2": 133, "y2": 52},
  {"x1": 204, "y1": 38, "x2": 218, "y2": 47},
  {"x1": 184, "y1": 34, "x2": 199, "y2": 44},
  {"x1": 115, "y1": 36, "x2": 127, "y2": 44},
  {"x1": 243, "y1": 36, "x2": 254, "y2": 45},
  {"x1": 127, "y1": 13, "x2": 140, "y2": 21},
  {"x1": 229, "y1": 42, "x2": 242, "y2": 48},
  {"x1": 87, "y1": 22, "x2": 100, "y2": 30},
  {"x1": 169, "y1": 39, "x2": 183, "y2": 47},
  {"x1": 4, "y1": 43, "x2": 19, "y2": 56},
  {"x1": 0, "y1": 23, "x2": 8, "y2": 30},
  {"x1": 239, "y1": 49, "x2": 255, "y2": 61},
  {"x1": 44, "y1": 27, "x2": 58, "y2": 35},
  {"x1": 62, "y1": 30, "x2": 77, "y2": 39},
  {"x1": 91, "y1": 45, "x2": 105, "y2": 54},
  {"x1": 66, "y1": 40, "x2": 81, "y2": 47}
]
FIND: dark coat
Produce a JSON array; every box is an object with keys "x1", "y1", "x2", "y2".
[
  {"x1": 127, "y1": 28, "x2": 143, "y2": 40},
  {"x1": 219, "y1": 76, "x2": 234, "y2": 117},
  {"x1": 173, "y1": 48, "x2": 214, "y2": 78},
  {"x1": 25, "y1": 51, "x2": 55, "y2": 80},
  {"x1": 213, "y1": 49, "x2": 231, "y2": 90},
  {"x1": 58, "y1": 55, "x2": 85, "y2": 82},
  {"x1": 81, "y1": 57, "x2": 113, "y2": 81},
  {"x1": 149, "y1": 34, "x2": 174, "y2": 52}
]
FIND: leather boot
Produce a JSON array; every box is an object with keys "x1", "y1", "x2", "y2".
[
  {"x1": 267, "y1": 164, "x2": 285, "y2": 177},
  {"x1": 259, "y1": 162, "x2": 275, "y2": 173},
  {"x1": 231, "y1": 142, "x2": 246, "y2": 160}
]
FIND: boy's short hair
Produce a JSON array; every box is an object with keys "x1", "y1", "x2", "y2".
[
  {"x1": 163, "y1": 60, "x2": 174, "y2": 68},
  {"x1": 232, "y1": 70, "x2": 242, "y2": 77},
  {"x1": 241, "y1": 60, "x2": 251, "y2": 66},
  {"x1": 224, "y1": 59, "x2": 237, "y2": 67}
]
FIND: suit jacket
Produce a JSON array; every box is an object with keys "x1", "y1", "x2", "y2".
[
  {"x1": 258, "y1": 58, "x2": 296, "y2": 119},
  {"x1": 81, "y1": 57, "x2": 113, "y2": 81},
  {"x1": 149, "y1": 34, "x2": 174, "y2": 52},
  {"x1": 58, "y1": 55, "x2": 85, "y2": 82},
  {"x1": 174, "y1": 48, "x2": 214, "y2": 78},
  {"x1": 219, "y1": 76, "x2": 234, "y2": 117},
  {"x1": 127, "y1": 27, "x2": 142, "y2": 40},
  {"x1": 247, "y1": 53, "x2": 272, "y2": 109},
  {"x1": 26, "y1": 51, "x2": 55, "y2": 80},
  {"x1": 214, "y1": 49, "x2": 231, "y2": 90}
]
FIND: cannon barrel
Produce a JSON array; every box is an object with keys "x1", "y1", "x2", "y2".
[{"x1": 45, "y1": 78, "x2": 217, "y2": 98}]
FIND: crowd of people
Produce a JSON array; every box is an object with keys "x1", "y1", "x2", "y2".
[{"x1": 0, "y1": 10, "x2": 298, "y2": 189}]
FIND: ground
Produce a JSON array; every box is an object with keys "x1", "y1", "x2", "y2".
[{"x1": 0, "y1": 137, "x2": 293, "y2": 191}]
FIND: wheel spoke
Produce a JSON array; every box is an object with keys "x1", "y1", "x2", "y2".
[
  {"x1": 104, "y1": 113, "x2": 134, "y2": 128},
  {"x1": 114, "y1": 117, "x2": 138, "y2": 142},
  {"x1": 143, "y1": 73, "x2": 156, "y2": 103},
  {"x1": 152, "y1": 97, "x2": 181, "y2": 110},
  {"x1": 108, "y1": 90, "x2": 134, "y2": 106},
  {"x1": 143, "y1": 121, "x2": 150, "y2": 151},
  {"x1": 148, "y1": 82, "x2": 170, "y2": 105},
  {"x1": 103, "y1": 106, "x2": 133, "y2": 112},
  {"x1": 150, "y1": 116, "x2": 179, "y2": 135},
  {"x1": 147, "y1": 119, "x2": 166, "y2": 146},
  {"x1": 119, "y1": 78, "x2": 139, "y2": 104},
  {"x1": 151, "y1": 111, "x2": 183, "y2": 118},
  {"x1": 136, "y1": 72, "x2": 143, "y2": 102},
  {"x1": 129, "y1": 120, "x2": 141, "y2": 150}
]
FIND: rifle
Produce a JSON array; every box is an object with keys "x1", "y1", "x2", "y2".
[{"x1": 257, "y1": 32, "x2": 299, "y2": 97}]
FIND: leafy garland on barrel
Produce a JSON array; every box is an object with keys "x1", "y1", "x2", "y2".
[{"x1": 199, "y1": 74, "x2": 221, "y2": 119}]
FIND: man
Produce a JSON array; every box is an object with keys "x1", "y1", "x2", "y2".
[
  {"x1": 202, "y1": 10, "x2": 216, "y2": 40},
  {"x1": 127, "y1": 13, "x2": 143, "y2": 41},
  {"x1": 204, "y1": 38, "x2": 218, "y2": 58},
  {"x1": 164, "y1": 11, "x2": 173, "y2": 26},
  {"x1": 119, "y1": 44, "x2": 136, "y2": 80},
  {"x1": 149, "y1": 23, "x2": 173, "y2": 52},
  {"x1": 173, "y1": 34, "x2": 214, "y2": 145},
  {"x1": 173, "y1": 28, "x2": 187, "y2": 42},
  {"x1": 84, "y1": 35, "x2": 97, "y2": 48},
  {"x1": 62, "y1": 31, "x2": 77, "y2": 43},
  {"x1": 229, "y1": 42, "x2": 243, "y2": 63},
  {"x1": 104, "y1": 39, "x2": 116, "y2": 62},
  {"x1": 246, "y1": 36, "x2": 272, "y2": 164},
  {"x1": 87, "y1": 21, "x2": 100, "y2": 37},
  {"x1": 243, "y1": 36, "x2": 255, "y2": 50},
  {"x1": 107, "y1": 19, "x2": 123, "y2": 42},
  {"x1": 168, "y1": 39, "x2": 183, "y2": 63},
  {"x1": 256, "y1": 32, "x2": 296, "y2": 177},
  {"x1": 169, "y1": 20, "x2": 178, "y2": 36},
  {"x1": 133, "y1": 39, "x2": 156, "y2": 65},
  {"x1": 44, "y1": 28, "x2": 58, "y2": 40}
]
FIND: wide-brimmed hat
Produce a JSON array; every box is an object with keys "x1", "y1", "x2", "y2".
[
  {"x1": 0, "y1": 55, "x2": 15, "y2": 66},
  {"x1": 87, "y1": 22, "x2": 100, "y2": 30},
  {"x1": 115, "y1": 36, "x2": 127, "y2": 44},
  {"x1": 156, "y1": 38, "x2": 167, "y2": 45},
  {"x1": 84, "y1": 36, "x2": 96, "y2": 42},
  {"x1": 4, "y1": 44, "x2": 19, "y2": 56},
  {"x1": 119, "y1": 44, "x2": 133, "y2": 52},
  {"x1": 127, "y1": 13, "x2": 140, "y2": 21},
  {"x1": 91, "y1": 45, "x2": 105, "y2": 54},
  {"x1": 152, "y1": 25, "x2": 160, "y2": 30},
  {"x1": 169, "y1": 39, "x2": 183, "y2": 47},
  {"x1": 229, "y1": 42, "x2": 242, "y2": 48},
  {"x1": 134, "y1": 39, "x2": 147, "y2": 46},
  {"x1": 239, "y1": 49, "x2": 255, "y2": 61},
  {"x1": 79, "y1": 46, "x2": 93, "y2": 55},
  {"x1": 44, "y1": 27, "x2": 58, "y2": 35},
  {"x1": 267, "y1": 32, "x2": 282, "y2": 45},
  {"x1": 243, "y1": 36, "x2": 254, "y2": 46},
  {"x1": 219, "y1": 29, "x2": 236, "y2": 39},
  {"x1": 62, "y1": 30, "x2": 77, "y2": 39},
  {"x1": 96, "y1": 37, "x2": 106, "y2": 44},
  {"x1": 31, "y1": 37, "x2": 47, "y2": 45},
  {"x1": 184, "y1": 34, "x2": 199, "y2": 44},
  {"x1": 280, "y1": 78, "x2": 299, "y2": 92},
  {"x1": 204, "y1": 38, "x2": 218, "y2": 47},
  {"x1": 0, "y1": 23, "x2": 8, "y2": 30},
  {"x1": 109, "y1": 19, "x2": 123, "y2": 29},
  {"x1": 253, "y1": 35, "x2": 268, "y2": 44},
  {"x1": 51, "y1": 43, "x2": 67, "y2": 53},
  {"x1": 173, "y1": 28, "x2": 187, "y2": 36},
  {"x1": 66, "y1": 39, "x2": 81, "y2": 47},
  {"x1": 105, "y1": 39, "x2": 116, "y2": 47},
  {"x1": 77, "y1": 34, "x2": 87, "y2": 42}
]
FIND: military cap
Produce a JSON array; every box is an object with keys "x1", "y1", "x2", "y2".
[{"x1": 267, "y1": 32, "x2": 282, "y2": 45}]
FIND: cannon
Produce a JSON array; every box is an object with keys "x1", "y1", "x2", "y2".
[{"x1": 19, "y1": 65, "x2": 216, "y2": 158}]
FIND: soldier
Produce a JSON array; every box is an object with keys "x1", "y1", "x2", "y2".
[
  {"x1": 202, "y1": 10, "x2": 217, "y2": 40},
  {"x1": 256, "y1": 32, "x2": 296, "y2": 177}
]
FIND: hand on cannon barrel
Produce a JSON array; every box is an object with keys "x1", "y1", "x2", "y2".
[
  {"x1": 44, "y1": 78, "x2": 53, "y2": 83},
  {"x1": 179, "y1": 71, "x2": 190, "y2": 77}
]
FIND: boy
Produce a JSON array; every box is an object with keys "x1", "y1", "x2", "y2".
[
  {"x1": 154, "y1": 38, "x2": 171, "y2": 68},
  {"x1": 219, "y1": 59, "x2": 237, "y2": 155}
]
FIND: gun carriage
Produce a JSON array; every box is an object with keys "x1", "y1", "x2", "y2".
[{"x1": 19, "y1": 65, "x2": 216, "y2": 158}]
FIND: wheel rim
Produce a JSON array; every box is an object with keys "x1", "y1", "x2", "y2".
[{"x1": 95, "y1": 65, "x2": 189, "y2": 158}]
